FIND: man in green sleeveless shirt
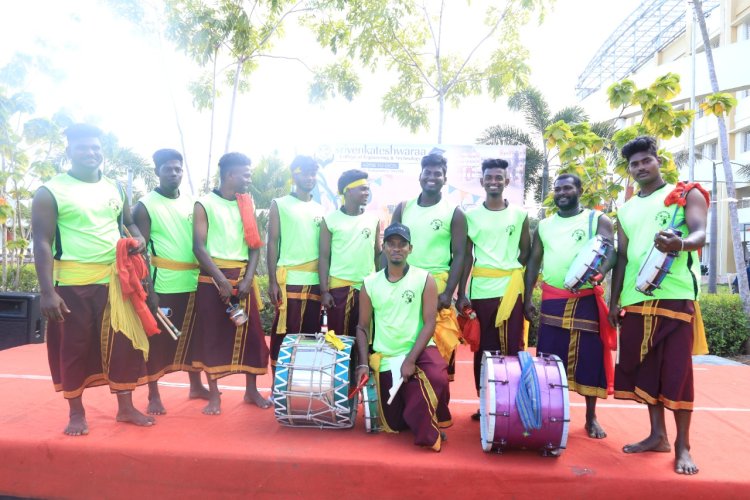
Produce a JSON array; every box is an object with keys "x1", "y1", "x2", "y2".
[
  {"x1": 192, "y1": 152, "x2": 270, "y2": 415},
  {"x1": 392, "y1": 153, "x2": 466, "y2": 380},
  {"x1": 132, "y1": 149, "x2": 209, "y2": 415},
  {"x1": 355, "y1": 222, "x2": 451, "y2": 451},
  {"x1": 268, "y1": 155, "x2": 324, "y2": 367},
  {"x1": 32, "y1": 124, "x2": 153, "y2": 436},
  {"x1": 457, "y1": 158, "x2": 530, "y2": 421},
  {"x1": 524, "y1": 173, "x2": 616, "y2": 439},
  {"x1": 319, "y1": 169, "x2": 381, "y2": 337},
  {"x1": 608, "y1": 136, "x2": 708, "y2": 475}
]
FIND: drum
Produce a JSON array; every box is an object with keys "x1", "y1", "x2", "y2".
[
  {"x1": 479, "y1": 352, "x2": 570, "y2": 455},
  {"x1": 273, "y1": 333, "x2": 357, "y2": 429},
  {"x1": 635, "y1": 228, "x2": 682, "y2": 296},
  {"x1": 362, "y1": 370, "x2": 382, "y2": 433},
  {"x1": 564, "y1": 235, "x2": 611, "y2": 292}
]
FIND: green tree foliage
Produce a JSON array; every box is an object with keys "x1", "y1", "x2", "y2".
[
  {"x1": 306, "y1": 0, "x2": 547, "y2": 143},
  {"x1": 541, "y1": 73, "x2": 694, "y2": 216}
]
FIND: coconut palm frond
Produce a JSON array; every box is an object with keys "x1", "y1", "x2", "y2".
[
  {"x1": 551, "y1": 106, "x2": 588, "y2": 125},
  {"x1": 507, "y1": 87, "x2": 551, "y2": 134},
  {"x1": 476, "y1": 125, "x2": 537, "y2": 150}
]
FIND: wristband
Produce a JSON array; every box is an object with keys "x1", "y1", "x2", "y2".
[
  {"x1": 356, "y1": 364, "x2": 369, "y2": 369},
  {"x1": 680, "y1": 239, "x2": 685, "y2": 252}
]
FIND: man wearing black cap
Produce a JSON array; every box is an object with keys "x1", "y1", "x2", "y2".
[{"x1": 355, "y1": 222, "x2": 452, "y2": 451}]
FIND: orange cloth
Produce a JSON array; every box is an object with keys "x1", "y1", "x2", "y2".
[
  {"x1": 116, "y1": 238, "x2": 159, "y2": 336},
  {"x1": 541, "y1": 283, "x2": 615, "y2": 395},
  {"x1": 664, "y1": 182, "x2": 710, "y2": 208},
  {"x1": 457, "y1": 308, "x2": 480, "y2": 352},
  {"x1": 235, "y1": 193, "x2": 262, "y2": 249}
]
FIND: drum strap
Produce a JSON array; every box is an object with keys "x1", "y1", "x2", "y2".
[{"x1": 515, "y1": 351, "x2": 542, "y2": 433}]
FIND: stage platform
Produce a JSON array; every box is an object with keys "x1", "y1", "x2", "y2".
[{"x1": 1, "y1": 342, "x2": 749, "y2": 499}]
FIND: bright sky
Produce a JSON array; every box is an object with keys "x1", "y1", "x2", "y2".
[{"x1": 0, "y1": 0, "x2": 641, "y2": 190}]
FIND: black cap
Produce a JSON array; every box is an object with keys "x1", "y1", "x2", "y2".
[{"x1": 383, "y1": 222, "x2": 411, "y2": 242}]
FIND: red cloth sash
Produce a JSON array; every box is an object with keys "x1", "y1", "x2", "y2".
[
  {"x1": 457, "y1": 308, "x2": 480, "y2": 352},
  {"x1": 541, "y1": 283, "x2": 615, "y2": 394},
  {"x1": 236, "y1": 193, "x2": 263, "y2": 249},
  {"x1": 116, "y1": 238, "x2": 160, "y2": 336}
]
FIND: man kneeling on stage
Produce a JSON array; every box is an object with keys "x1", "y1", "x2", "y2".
[{"x1": 355, "y1": 223, "x2": 451, "y2": 451}]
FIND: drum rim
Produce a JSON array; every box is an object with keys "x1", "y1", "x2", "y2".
[{"x1": 479, "y1": 351, "x2": 497, "y2": 452}]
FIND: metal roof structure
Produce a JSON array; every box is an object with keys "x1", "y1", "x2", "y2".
[{"x1": 575, "y1": 0, "x2": 721, "y2": 100}]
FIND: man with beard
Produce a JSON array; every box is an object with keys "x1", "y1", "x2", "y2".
[
  {"x1": 191, "y1": 152, "x2": 269, "y2": 415},
  {"x1": 608, "y1": 136, "x2": 708, "y2": 475},
  {"x1": 268, "y1": 155, "x2": 325, "y2": 367},
  {"x1": 132, "y1": 149, "x2": 209, "y2": 415},
  {"x1": 32, "y1": 123, "x2": 153, "y2": 435},
  {"x1": 457, "y1": 158, "x2": 530, "y2": 421},
  {"x1": 391, "y1": 153, "x2": 466, "y2": 380},
  {"x1": 524, "y1": 173, "x2": 616, "y2": 439},
  {"x1": 319, "y1": 169, "x2": 381, "y2": 337},
  {"x1": 355, "y1": 222, "x2": 451, "y2": 451}
]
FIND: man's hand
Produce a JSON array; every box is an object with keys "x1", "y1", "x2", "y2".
[
  {"x1": 129, "y1": 235, "x2": 147, "y2": 255},
  {"x1": 455, "y1": 294, "x2": 471, "y2": 313},
  {"x1": 437, "y1": 291, "x2": 452, "y2": 310},
  {"x1": 268, "y1": 280, "x2": 282, "y2": 307},
  {"x1": 401, "y1": 357, "x2": 417, "y2": 380},
  {"x1": 607, "y1": 306, "x2": 622, "y2": 329},
  {"x1": 355, "y1": 365, "x2": 369, "y2": 386},
  {"x1": 654, "y1": 230, "x2": 682, "y2": 253},
  {"x1": 321, "y1": 291, "x2": 335, "y2": 310},
  {"x1": 237, "y1": 275, "x2": 253, "y2": 301},
  {"x1": 145, "y1": 287, "x2": 159, "y2": 315},
  {"x1": 215, "y1": 275, "x2": 234, "y2": 305},
  {"x1": 41, "y1": 290, "x2": 71, "y2": 322},
  {"x1": 523, "y1": 298, "x2": 537, "y2": 322}
]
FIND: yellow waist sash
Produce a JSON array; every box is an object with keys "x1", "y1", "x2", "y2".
[
  {"x1": 623, "y1": 301, "x2": 708, "y2": 356},
  {"x1": 199, "y1": 258, "x2": 263, "y2": 311},
  {"x1": 275, "y1": 259, "x2": 319, "y2": 334},
  {"x1": 329, "y1": 276, "x2": 360, "y2": 289},
  {"x1": 53, "y1": 260, "x2": 150, "y2": 361},
  {"x1": 151, "y1": 255, "x2": 199, "y2": 271},
  {"x1": 471, "y1": 266, "x2": 528, "y2": 348}
]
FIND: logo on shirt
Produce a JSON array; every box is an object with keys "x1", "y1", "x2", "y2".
[
  {"x1": 430, "y1": 219, "x2": 443, "y2": 231},
  {"x1": 187, "y1": 212, "x2": 193, "y2": 223},
  {"x1": 655, "y1": 211, "x2": 670, "y2": 227},
  {"x1": 361, "y1": 228, "x2": 372, "y2": 239},
  {"x1": 401, "y1": 290, "x2": 415, "y2": 304},
  {"x1": 505, "y1": 224, "x2": 516, "y2": 236},
  {"x1": 107, "y1": 197, "x2": 121, "y2": 215},
  {"x1": 313, "y1": 216, "x2": 323, "y2": 227},
  {"x1": 571, "y1": 229, "x2": 585, "y2": 242}
]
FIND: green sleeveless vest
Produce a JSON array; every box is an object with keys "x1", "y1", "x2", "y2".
[
  {"x1": 275, "y1": 194, "x2": 324, "y2": 285},
  {"x1": 324, "y1": 209, "x2": 379, "y2": 289},
  {"x1": 538, "y1": 209, "x2": 600, "y2": 290},
  {"x1": 198, "y1": 191, "x2": 247, "y2": 262},
  {"x1": 401, "y1": 197, "x2": 455, "y2": 274}
]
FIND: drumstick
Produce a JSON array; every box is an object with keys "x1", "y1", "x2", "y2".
[
  {"x1": 158, "y1": 309, "x2": 182, "y2": 338},
  {"x1": 156, "y1": 311, "x2": 179, "y2": 340}
]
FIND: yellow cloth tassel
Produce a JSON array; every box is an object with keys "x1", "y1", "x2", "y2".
[
  {"x1": 108, "y1": 265, "x2": 150, "y2": 361},
  {"x1": 692, "y1": 301, "x2": 708, "y2": 355},
  {"x1": 324, "y1": 330, "x2": 345, "y2": 351},
  {"x1": 151, "y1": 255, "x2": 199, "y2": 271},
  {"x1": 434, "y1": 308, "x2": 461, "y2": 363},
  {"x1": 275, "y1": 259, "x2": 319, "y2": 334}
]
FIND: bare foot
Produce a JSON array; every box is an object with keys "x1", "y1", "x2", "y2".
[
  {"x1": 147, "y1": 396, "x2": 167, "y2": 415},
  {"x1": 244, "y1": 391, "x2": 272, "y2": 409},
  {"x1": 116, "y1": 407, "x2": 156, "y2": 427},
  {"x1": 623, "y1": 435, "x2": 670, "y2": 453},
  {"x1": 189, "y1": 385, "x2": 211, "y2": 400},
  {"x1": 674, "y1": 445, "x2": 699, "y2": 475},
  {"x1": 202, "y1": 395, "x2": 221, "y2": 415},
  {"x1": 64, "y1": 412, "x2": 89, "y2": 436},
  {"x1": 585, "y1": 418, "x2": 607, "y2": 439}
]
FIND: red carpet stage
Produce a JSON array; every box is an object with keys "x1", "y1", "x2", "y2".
[{"x1": 1, "y1": 342, "x2": 749, "y2": 499}]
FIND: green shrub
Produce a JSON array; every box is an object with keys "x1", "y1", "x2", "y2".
[
  {"x1": 255, "y1": 274, "x2": 276, "y2": 333},
  {"x1": 526, "y1": 286, "x2": 541, "y2": 348},
  {"x1": 699, "y1": 294, "x2": 750, "y2": 357}
]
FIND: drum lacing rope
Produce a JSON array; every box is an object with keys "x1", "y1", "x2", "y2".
[{"x1": 515, "y1": 351, "x2": 542, "y2": 435}]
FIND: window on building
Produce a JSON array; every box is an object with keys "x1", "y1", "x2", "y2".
[
  {"x1": 739, "y1": 89, "x2": 750, "y2": 100},
  {"x1": 742, "y1": 131, "x2": 750, "y2": 153},
  {"x1": 738, "y1": 20, "x2": 750, "y2": 41},
  {"x1": 701, "y1": 140, "x2": 718, "y2": 160},
  {"x1": 697, "y1": 98, "x2": 706, "y2": 118}
]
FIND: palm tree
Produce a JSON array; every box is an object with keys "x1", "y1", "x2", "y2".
[
  {"x1": 476, "y1": 87, "x2": 589, "y2": 207},
  {"x1": 691, "y1": 0, "x2": 750, "y2": 317}
]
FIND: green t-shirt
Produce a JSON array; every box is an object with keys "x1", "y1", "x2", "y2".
[
  {"x1": 466, "y1": 203, "x2": 527, "y2": 299},
  {"x1": 139, "y1": 190, "x2": 198, "y2": 294},
  {"x1": 401, "y1": 197, "x2": 455, "y2": 274},
  {"x1": 43, "y1": 173, "x2": 123, "y2": 285},
  {"x1": 537, "y1": 209, "x2": 600, "y2": 290},
  {"x1": 617, "y1": 184, "x2": 700, "y2": 307},
  {"x1": 365, "y1": 265, "x2": 431, "y2": 372},
  {"x1": 197, "y1": 191, "x2": 248, "y2": 262},
  {"x1": 324, "y1": 209, "x2": 379, "y2": 289},
  {"x1": 275, "y1": 194, "x2": 324, "y2": 286}
]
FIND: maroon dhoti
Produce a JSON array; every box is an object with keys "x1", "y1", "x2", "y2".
[
  {"x1": 326, "y1": 286, "x2": 359, "y2": 337},
  {"x1": 270, "y1": 284, "x2": 321, "y2": 365},
  {"x1": 614, "y1": 299, "x2": 695, "y2": 411},
  {"x1": 191, "y1": 268, "x2": 269, "y2": 380},
  {"x1": 46, "y1": 284, "x2": 148, "y2": 398},
  {"x1": 472, "y1": 296, "x2": 525, "y2": 391},
  {"x1": 374, "y1": 346, "x2": 452, "y2": 450},
  {"x1": 145, "y1": 291, "x2": 200, "y2": 382}
]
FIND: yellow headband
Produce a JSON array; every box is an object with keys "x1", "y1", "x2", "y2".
[{"x1": 342, "y1": 178, "x2": 368, "y2": 193}]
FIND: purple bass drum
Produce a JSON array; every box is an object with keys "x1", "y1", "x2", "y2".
[{"x1": 479, "y1": 352, "x2": 570, "y2": 456}]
